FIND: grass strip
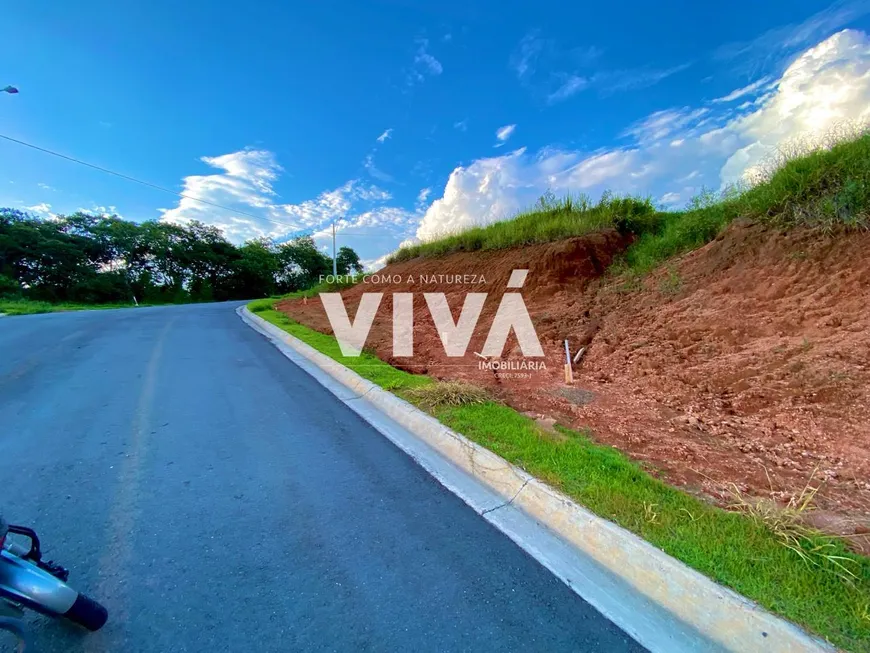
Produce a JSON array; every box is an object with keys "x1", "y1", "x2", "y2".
[
  {"x1": 249, "y1": 297, "x2": 870, "y2": 651},
  {"x1": 0, "y1": 299, "x2": 144, "y2": 315}
]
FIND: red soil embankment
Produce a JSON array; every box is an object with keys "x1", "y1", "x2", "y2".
[{"x1": 278, "y1": 221, "x2": 870, "y2": 546}]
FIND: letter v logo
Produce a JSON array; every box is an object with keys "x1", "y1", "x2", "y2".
[{"x1": 320, "y1": 293, "x2": 383, "y2": 356}]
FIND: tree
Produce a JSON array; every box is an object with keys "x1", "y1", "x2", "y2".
[
  {"x1": 277, "y1": 236, "x2": 332, "y2": 290},
  {"x1": 335, "y1": 246, "x2": 364, "y2": 275},
  {"x1": 230, "y1": 238, "x2": 281, "y2": 298},
  {"x1": 0, "y1": 208, "x2": 365, "y2": 304}
]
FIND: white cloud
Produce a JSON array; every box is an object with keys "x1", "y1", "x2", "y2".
[
  {"x1": 510, "y1": 31, "x2": 544, "y2": 80},
  {"x1": 414, "y1": 29, "x2": 870, "y2": 241},
  {"x1": 413, "y1": 39, "x2": 443, "y2": 78},
  {"x1": 510, "y1": 29, "x2": 688, "y2": 102},
  {"x1": 376, "y1": 128, "x2": 393, "y2": 143},
  {"x1": 658, "y1": 192, "x2": 683, "y2": 206},
  {"x1": 160, "y1": 148, "x2": 396, "y2": 247},
  {"x1": 363, "y1": 154, "x2": 395, "y2": 183},
  {"x1": 721, "y1": 29, "x2": 870, "y2": 184},
  {"x1": 622, "y1": 107, "x2": 710, "y2": 143},
  {"x1": 362, "y1": 253, "x2": 390, "y2": 272},
  {"x1": 712, "y1": 77, "x2": 773, "y2": 103},
  {"x1": 24, "y1": 203, "x2": 55, "y2": 218},
  {"x1": 547, "y1": 75, "x2": 588, "y2": 103},
  {"x1": 80, "y1": 204, "x2": 124, "y2": 218},
  {"x1": 495, "y1": 124, "x2": 517, "y2": 143},
  {"x1": 595, "y1": 63, "x2": 692, "y2": 95},
  {"x1": 160, "y1": 149, "x2": 284, "y2": 241},
  {"x1": 310, "y1": 205, "x2": 419, "y2": 259},
  {"x1": 416, "y1": 187, "x2": 432, "y2": 206},
  {"x1": 715, "y1": 0, "x2": 870, "y2": 74},
  {"x1": 454, "y1": 119, "x2": 468, "y2": 131},
  {"x1": 37, "y1": 183, "x2": 55, "y2": 191},
  {"x1": 415, "y1": 148, "x2": 540, "y2": 241}
]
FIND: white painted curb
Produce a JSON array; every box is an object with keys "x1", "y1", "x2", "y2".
[{"x1": 238, "y1": 306, "x2": 833, "y2": 653}]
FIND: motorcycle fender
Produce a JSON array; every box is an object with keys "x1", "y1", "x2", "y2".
[{"x1": 0, "y1": 550, "x2": 77, "y2": 615}]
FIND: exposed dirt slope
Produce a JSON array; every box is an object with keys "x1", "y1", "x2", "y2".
[{"x1": 277, "y1": 221, "x2": 870, "y2": 545}]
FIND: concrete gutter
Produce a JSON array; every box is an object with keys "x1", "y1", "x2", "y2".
[{"x1": 238, "y1": 306, "x2": 833, "y2": 653}]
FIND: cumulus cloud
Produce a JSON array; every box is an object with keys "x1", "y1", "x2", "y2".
[
  {"x1": 24, "y1": 202, "x2": 56, "y2": 219},
  {"x1": 721, "y1": 30, "x2": 870, "y2": 182},
  {"x1": 160, "y1": 148, "x2": 399, "y2": 246},
  {"x1": 376, "y1": 128, "x2": 393, "y2": 143},
  {"x1": 415, "y1": 148, "x2": 539, "y2": 241},
  {"x1": 310, "y1": 205, "x2": 419, "y2": 259},
  {"x1": 160, "y1": 149, "x2": 283, "y2": 240},
  {"x1": 416, "y1": 187, "x2": 432, "y2": 207},
  {"x1": 414, "y1": 30, "x2": 870, "y2": 241}
]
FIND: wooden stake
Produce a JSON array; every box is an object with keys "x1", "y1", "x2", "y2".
[{"x1": 564, "y1": 340, "x2": 574, "y2": 384}]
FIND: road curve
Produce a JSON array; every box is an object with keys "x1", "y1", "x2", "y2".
[{"x1": 0, "y1": 302, "x2": 643, "y2": 652}]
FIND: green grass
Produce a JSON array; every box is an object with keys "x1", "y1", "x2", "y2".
[
  {"x1": 0, "y1": 299, "x2": 141, "y2": 315},
  {"x1": 250, "y1": 297, "x2": 870, "y2": 650},
  {"x1": 388, "y1": 192, "x2": 663, "y2": 263},
  {"x1": 390, "y1": 131, "x2": 870, "y2": 276}
]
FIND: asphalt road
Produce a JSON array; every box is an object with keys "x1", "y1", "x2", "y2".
[{"x1": 0, "y1": 303, "x2": 643, "y2": 652}]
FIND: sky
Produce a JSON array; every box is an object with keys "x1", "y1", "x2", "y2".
[{"x1": 3, "y1": 0, "x2": 870, "y2": 267}]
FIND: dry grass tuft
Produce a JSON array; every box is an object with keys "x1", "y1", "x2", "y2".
[
  {"x1": 729, "y1": 468, "x2": 859, "y2": 583},
  {"x1": 406, "y1": 381, "x2": 491, "y2": 411}
]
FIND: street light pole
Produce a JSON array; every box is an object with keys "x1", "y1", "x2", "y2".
[{"x1": 332, "y1": 221, "x2": 337, "y2": 276}]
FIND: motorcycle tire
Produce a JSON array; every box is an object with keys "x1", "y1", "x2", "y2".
[{"x1": 63, "y1": 593, "x2": 108, "y2": 632}]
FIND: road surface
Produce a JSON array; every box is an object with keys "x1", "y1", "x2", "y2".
[{"x1": 0, "y1": 303, "x2": 643, "y2": 652}]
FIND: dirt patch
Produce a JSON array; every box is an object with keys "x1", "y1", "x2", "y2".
[{"x1": 278, "y1": 222, "x2": 870, "y2": 550}]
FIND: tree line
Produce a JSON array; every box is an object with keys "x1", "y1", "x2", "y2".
[{"x1": 0, "y1": 208, "x2": 363, "y2": 304}]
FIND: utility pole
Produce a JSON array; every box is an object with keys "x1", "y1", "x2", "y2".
[{"x1": 332, "y1": 221, "x2": 337, "y2": 276}]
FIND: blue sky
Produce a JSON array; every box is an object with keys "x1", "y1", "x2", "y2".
[{"x1": 3, "y1": 0, "x2": 870, "y2": 265}]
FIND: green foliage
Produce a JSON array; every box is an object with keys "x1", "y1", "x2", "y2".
[
  {"x1": 0, "y1": 210, "x2": 360, "y2": 306},
  {"x1": 388, "y1": 193, "x2": 659, "y2": 263},
  {"x1": 335, "y1": 245, "x2": 364, "y2": 275},
  {"x1": 277, "y1": 236, "x2": 332, "y2": 290},
  {"x1": 252, "y1": 301, "x2": 870, "y2": 651},
  {"x1": 0, "y1": 274, "x2": 19, "y2": 297}
]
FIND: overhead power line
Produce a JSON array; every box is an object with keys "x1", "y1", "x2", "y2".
[{"x1": 0, "y1": 133, "x2": 408, "y2": 240}]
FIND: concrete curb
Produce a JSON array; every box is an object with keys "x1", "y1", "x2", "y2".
[{"x1": 238, "y1": 306, "x2": 832, "y2": 653}]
